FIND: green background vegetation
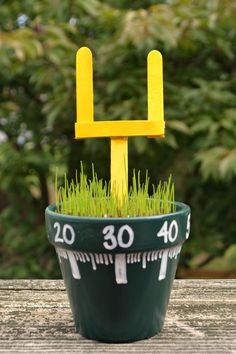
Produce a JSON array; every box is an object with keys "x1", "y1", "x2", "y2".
[{"x1": 0, "y1": 0, "x2": 236, "y2": 278}]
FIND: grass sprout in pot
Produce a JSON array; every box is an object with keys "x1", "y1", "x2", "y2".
[{"x1": 45, "y1": 170, "x2": 191, "y2": 342}]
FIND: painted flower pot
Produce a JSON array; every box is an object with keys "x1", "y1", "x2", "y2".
[{"x1": 45, "y1": 201, "x2": 190, "y2": 343}]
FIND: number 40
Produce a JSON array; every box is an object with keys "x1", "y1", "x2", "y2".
[{"x1": 157, "y1": 220, "x2": 178, "y2": 243}]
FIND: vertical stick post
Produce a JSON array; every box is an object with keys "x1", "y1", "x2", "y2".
[
  {"x1": 110, "y1": 137, "x2": 128, "y2": 203},
  {"x1": 147, "y1": 50, "x2": 164, "y2": 131},
  {"x1": 76, "y1": 47, "x2": 94, "y2": 122}
]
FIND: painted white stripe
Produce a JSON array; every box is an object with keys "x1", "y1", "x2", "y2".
[
  {"x1": 159, "y1": 249, "x2": 163, "y2": 259},
  {"x1": 89, "y1": 253, "x2": 97, "y2": 270},
  {"x1": 108, "y1": 254, "x2": 113, "y2": 264},
  {"x1": 56, "y1": 244, "x2": 183, "y2": 285},
  {"x1": 63, "y1": 249, "x2": 68, "y2": 259},
  {"x1": 115, "y1": 254, "x2": 128, "y2": 284},
  {"x1": 176, "y1": 245, "x2": 182, "y2": 258},
  {"x1": 154, "y1": 251, "x2": 159, "y2": 260},
  {"x1": 158, "y1": 249, "x2": 169, "y2": 280},
  {"x1": 131, "y1": 254, "x2": 134, "y2": 264},
  {"x1": 84, "y1": 252, "x2": 90, "y2": 262},
  {"x1": 74, "y1": 252, "x2": 79, "y2": 261},
  {"x1": 56, "y1": 248, "x2": 62, "y2": 263},
  {"x1": 95, "y1": 253, "x2": 100, "y2": 264},
  {"x1": 77, "y1": 252, "x2": 82, "y2": 262},
  {"x1": 151, "y1": 251, "x2": 155, "y2": 261},
  {"x1": 147, "y1": 251, "x2": 152, "y2": 262},
  {"x1": 104, "y1": 254, "x2": 109, "y2": 265},
  {"x1": 67, "y1": 250, "x2": 81, "y2": 279},
  {"x1": 80, "y1": 252, "x2": 86, "y2": 263},
  {"x1": 142, "y1": 252, "x2": 147, "y2": 269},
  {"x1": 127, "y1": 253, "x2": 131, "y2": 263}
]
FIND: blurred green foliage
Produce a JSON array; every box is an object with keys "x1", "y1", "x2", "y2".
[{"x1": 1, "y1": 0, "x2": 236, "y2": 278}]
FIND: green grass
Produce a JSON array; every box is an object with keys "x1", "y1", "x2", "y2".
[{"x1": 55, "y1": 163, "x2": 176, "y2": 217}]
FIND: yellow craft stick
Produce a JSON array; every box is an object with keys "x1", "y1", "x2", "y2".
[
  {"x1": 75, "y1": 47, "x2": 165, "y2": 204},
  {"x1": 111, "y1": 138, "x2": 128, "y2": 202},
  {"x1": 147, "y1": 50, "x2": 164, "y2": 130},
  {"x1": 76, "y1": 47, "x2": 94, "y2": 122},
  {"x1": 75, "y1": 120, "x2": 164, "y2": 139}
]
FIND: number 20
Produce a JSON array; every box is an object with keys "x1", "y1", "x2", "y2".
[{"x1": 54, "y1": 222, "x2": 75, "y2": 245}]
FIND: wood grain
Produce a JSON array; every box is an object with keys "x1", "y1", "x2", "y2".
[{"x1": 0, "y1": 280, "x2": 235, "y2": 353}]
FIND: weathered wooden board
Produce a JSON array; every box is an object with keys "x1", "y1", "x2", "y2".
[{"x1": 0, "y1": 280, "x2": 235, "y2": 353}]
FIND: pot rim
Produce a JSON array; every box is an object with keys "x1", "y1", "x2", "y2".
[{"x1": 45, "y1": 201, "x2": 190, "y2": 222}]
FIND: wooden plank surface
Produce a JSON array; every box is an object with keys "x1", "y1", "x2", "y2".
[{"x1": 0, "y1": 280, "x2": 235, "y2": 353}]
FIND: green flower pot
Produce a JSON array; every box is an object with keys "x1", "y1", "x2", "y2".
[{"x1": 45, "y1": 202, "x2": 190, "y2": 343}]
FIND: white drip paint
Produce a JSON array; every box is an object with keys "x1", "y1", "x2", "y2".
[
  {"x1": 151, "y1": 251, "x2": 155, "y2": 261},
  {"x1": 129, "y1": 254, "x2": 132, "y2": 264},
  {"x1": 57, "y1": 248, "x2": 68, "y2": 260},
  {"x1": 131, "y1": 254, "x2": 134, "y2": 264},
  {"x1": 114, "y1": 254, "x2": 128, "y2": 284},
  {"x1": 67, "y1": 251, "x2": 81, "y2": 279},
  {"x1": 177, "y1": 246, "x2": 182, "y2": 257},
  {"x1": 84, "y1": 253, "x2": 90, "y2": 262},
  {"x1": 104, "y1": 254, "x2": 109, "y2": 265},
  {"x1": 108, "y1": 254, "x2": 113, "y2": 264},
  {"x1": 77, "y1": 252, "x2": 82, "y2": 262},
  {"x1": 159, "y1": 249, "x2": 163, "y2": 259},
  {"x1": 154, "y1": 250, "x2": 157, "y2": 259},
  {"x1": 56, "y1": 249, "x2": 62, "y2": 263},
  {"x1": 80, "y1": 252, "x2": 86, "y2": 263},
  {"x1": 142, "y1": 252, "x2": 147, "y2": 269},
  {"x1": 95, "y1": 253, "x2": 100, "y2": 264},
  {"x1": 158, "y1": 248, "x2": 169, "y2": 281},
  {"x1": 55, "y1": 244, "x2": 182, "y2": 284},
  {"x1": 74, "y1": 252, "x2": 79, "y2": 261},
  {"x1": 89, "y1": 253, "x2": 97, "y2": 270}
]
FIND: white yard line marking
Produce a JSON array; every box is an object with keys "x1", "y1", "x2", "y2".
[
  {"x1": 67, "y1": 250, "x2": 81, "y2": 279},
  {"x1": 89, "y1": 253, "x2": 97, "y2": 270},
  {"x1": 158, "y1": 248, "x2": 169, "y2": 280},
  {"x1": 57, "y1": 244, "x2": 183, "y2": 284},
  {"x1": 114, "y1": 254, "x2": 128, "y2": 284}
]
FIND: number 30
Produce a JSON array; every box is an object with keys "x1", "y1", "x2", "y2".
[{"x1": 103, "y1": 225, "x2": 134, "y2": 250}]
